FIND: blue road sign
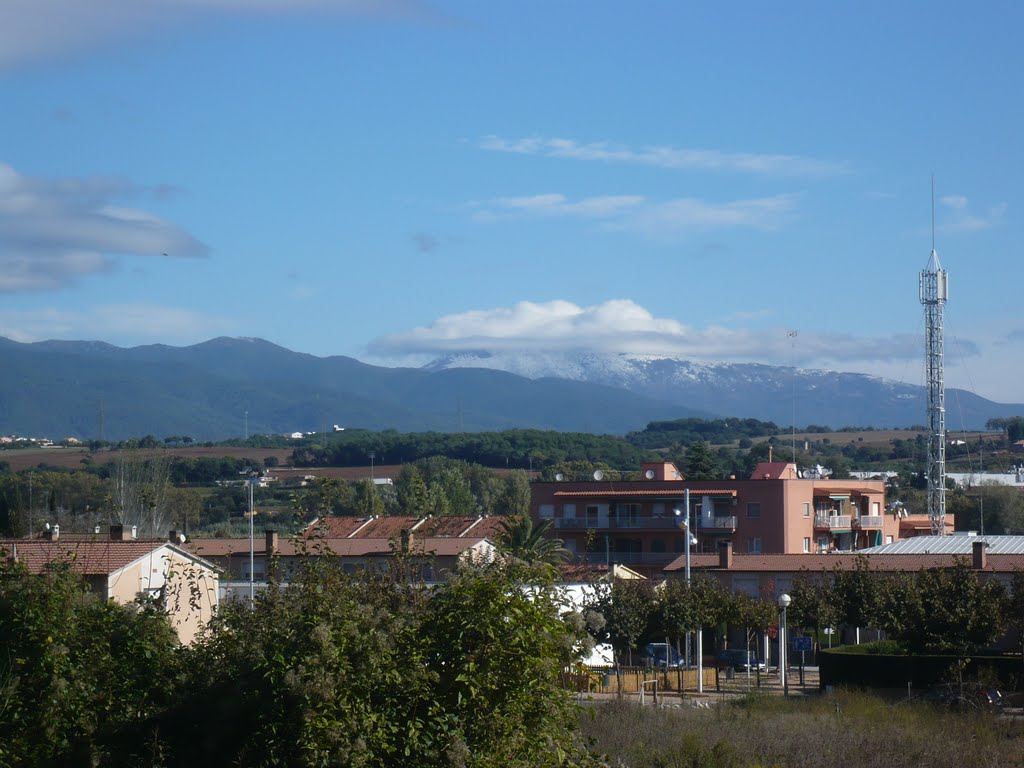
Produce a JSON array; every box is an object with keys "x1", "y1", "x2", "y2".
[{"x1": 794, "y1": 636, "x2": 813, "y2": 652}]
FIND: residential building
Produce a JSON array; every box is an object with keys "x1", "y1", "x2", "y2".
[
  {"x1": 1, "y1": 526, "x2": 219, "y2": 644},
  {"x1": 530, "y1": 460, "x2": 916, "y2": 575}
]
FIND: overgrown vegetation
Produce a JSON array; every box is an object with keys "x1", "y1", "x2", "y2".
[
  {"x1": 582, "y1": 691, "x2": 1024, "y2": 768},
  {"x1": 0, "y1": 552, "x2": 599, "y2": 767}
]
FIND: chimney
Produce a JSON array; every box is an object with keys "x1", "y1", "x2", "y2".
[
  {"x1": 43, "y1": 524, "x2": 59, "y2": 541},
  {"x1": 265, "y1": 530, "x2": 279, "y2": 557},
  {"x1": 718, "y1": 540, "x2": 733, "y2": 569},
  {"x1": 972, "y1": 540, "x2": 988, "y2": 570},
  {"x1": 110, "y1": 524, "x2": 125, "y2": 541},
  {"x1": 168, "y1": 530, "x2": 178, "y2": 543},
  {"x1": 400, "y1": 529, "x2": 413, "y2": 554}
]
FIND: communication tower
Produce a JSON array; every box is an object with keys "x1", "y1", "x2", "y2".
[{"x1": 919, "y1": 191, "x2": 948, "y2": 535}]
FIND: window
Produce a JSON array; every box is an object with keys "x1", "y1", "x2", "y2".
[
  {"x1": 652, "y1": 503, "x2": 665, "y2": 518},
  {"x1": 872, "y1": 502, "x2": 880, "y2": 515},
  {"x1": 615, "y1": 503, "x2": 640, "y2": 527},
  {"x1": 885, "y1": 535, "x2": 894, "y2": 544},
  {"x1": 562, "y1": 503, "x2": 576, "y2": 519},
  {"x1": 802, "y1": 502, "x2": 810, "y2": 518},
  {"x1": 746, "y1": 502, "x2": 761, "y2": 519},
  {"x1": 586, "y1": 505, "x2": 600, "y2": 526},
  {"x1": 803, "y1": 537, "x2": 811, "y2": 553},
  {"x1": 651, "y1": 539, "x2": 666, "y2": 553},
  {"x1": 817, "y1": 536, "x2": 829, "y2": 551},
  {"x1": 564, "y1": 539, "x2": 577, "y2": 553},
  {"x1": 747, "y1": 537, "x2": 762, "y2": 554},
  {"x1": 539, "y1": 504, "x2": 554, "y2": 520}
]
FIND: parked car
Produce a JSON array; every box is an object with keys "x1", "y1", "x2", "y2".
[
  {"x1": 641, "y1": 642, "x2": 682, "y2": 668},
  {"x1": 715, "y1": 649, "x2": 766, "y2": 671}
]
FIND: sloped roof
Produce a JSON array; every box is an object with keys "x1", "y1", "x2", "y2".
[
  {"x1": 860, "y1": 534, "x2": 1024, "y2": 556},
  {"x1": 0, "y1": 539, "x2": 209, "y2": 576},
  {"x1": 663, "y1": 551, "x2": 1024, "y2": 573},
  {"x1": 185, "y1": 535, "x2": 491, "y2": 558},
  {"x1": 303, "y1": 516, "x2": 374, "y2": 538}
]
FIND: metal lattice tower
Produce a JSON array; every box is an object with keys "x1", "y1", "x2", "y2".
[{"x1": 919, "y1": 246, "x2": 948, "y2": 535}]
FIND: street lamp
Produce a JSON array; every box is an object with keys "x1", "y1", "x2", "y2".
[
  {"x1": 777, "y1": 593, "x2": 792, "y2": 696},
  {"x1": 248, "y1": 470, "x2": 260, "y2": 608},
  {"x1": 674, "y1": 490, "x2": 698, "y2": 671}
]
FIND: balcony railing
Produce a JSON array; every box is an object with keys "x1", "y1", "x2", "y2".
[
  {"x1": 854, "y1": 515, "x2": 884, "y2": 529},
  {"x1": 814, "y1": 514, "x2": 852, "y2": 530},
  {"x1": 572, "y1": 552, "x2": 680, "y2": 566},
  {"x1": 554, "y1": 517, "x2": 684, "y2": 530},
  {"x1": 695, "y1": 515, "x2": 737, "y2": 531}
]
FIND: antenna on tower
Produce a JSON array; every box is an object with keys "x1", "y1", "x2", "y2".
[{"x1": 931, "y1": 174, "x2": 936, "y2": 251}]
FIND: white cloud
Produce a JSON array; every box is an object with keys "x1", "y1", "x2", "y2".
[
  {"x1": 0, "y1": 164, "x2": 206, "y2": 293},
  {"x1": 939, "y1": 194, "x2": 1007, "y2": 232},
  {"x1": 475, "y1": 192, "x2": 797, "y2": 235},
  {"x1": 0, "y1": 304, "x2": 234, "y2": 346},
  {"x1": 480, "y1": 135, "x2": 847, "y2": 176},
  {"x1": 0, "y1": 0, "x2": 431, "y2": 69},
  {"x1": 368, "y1": 298, "x2": 927, "y2": 367}
]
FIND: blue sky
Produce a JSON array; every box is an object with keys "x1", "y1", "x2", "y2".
[{"x1": 1, "y1": 0, "x2": 1021, "y2": 402}]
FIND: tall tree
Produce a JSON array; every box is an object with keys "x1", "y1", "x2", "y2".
[
  {"x1": 395, "y1": 464, "x2": 429, "y2": 516},
  {"x1": 351, "y1": 479, "x2": 384, "y2": 517},
  {"x1": 495, "y1": 470, "x2": 531, "y2": 517},
  {"x1": 684, "y1": 440, "x2": 720, "y2": 480}
]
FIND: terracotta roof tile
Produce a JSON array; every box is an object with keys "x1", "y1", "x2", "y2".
[
  {"x1": 303, "y1": 516, "x2": 374, "y2": 538},
  {"x1": 1, "y1": 539, "x2": 169, "y2": 576}
]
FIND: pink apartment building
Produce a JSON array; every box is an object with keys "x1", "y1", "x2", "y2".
[{"x1": 530, "y1": 460, "x2": 918, "y2": 575}]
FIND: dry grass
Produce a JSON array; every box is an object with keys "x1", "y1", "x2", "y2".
[{"x1": 581, "y1": 690, "x2": 1023, "y2": 768}]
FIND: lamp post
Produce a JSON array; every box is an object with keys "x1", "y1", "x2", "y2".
[
  {"x1": 778, "y1": 593, "x2": 791, "y2": 696},
  {"x1": 248, "y1": 470, "x2": 259, "y2": 608},
  {"x1": 674, "y1": 489, "x2": 695, "y2": 669}
]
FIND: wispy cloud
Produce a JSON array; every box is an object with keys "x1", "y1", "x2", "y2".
[
  {"x1": 412, "y1": 232, "x2": 440, "y2": 253},
  {"x1": 0, "y1": 303, "x2": 234, "y2": 346},
  {"x1": 368, "y1": 298, "x2": 931, "y2": 367},
  {"x1": 0, "y1": 163, "x2": 206, "y2": 293},
  {"x1": 473, "y1": 192, "x2": 798, "y2": 235},
  {"x1": 480, "y1": 135, "x2": 848, "y2": 176},
  {"x1": 0, "y1": 0, "x2": 433, "y2": 69},
  {"x1": 940, "y1": 194, "x2": 1007, "y2": 232}
]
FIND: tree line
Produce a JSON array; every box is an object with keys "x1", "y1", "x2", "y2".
[{"x1": 587, "y1": 560, "x2": 1024, "y2": 667}]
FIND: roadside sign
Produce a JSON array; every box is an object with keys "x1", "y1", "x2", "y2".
[{"x1": 794, "y1": 636, "x2": 813, "y2": 652}]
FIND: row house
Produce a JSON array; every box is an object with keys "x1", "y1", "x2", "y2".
[{"x1": 531, "y1": 460, "x2": 907, "y2": 575}]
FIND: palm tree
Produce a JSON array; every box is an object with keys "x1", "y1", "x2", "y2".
[{"x1": 497, "y1": 515, "x2": 571, "y2": 565}]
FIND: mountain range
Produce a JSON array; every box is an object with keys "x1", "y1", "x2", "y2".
[{"x1": 0, "y1": 336, "x2": 1020, "y2": 441}]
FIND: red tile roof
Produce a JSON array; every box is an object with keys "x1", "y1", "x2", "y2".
[
  {"x1": 349, "y1": 516, "x2": 421, "y2": 539},
  {"x1": 1, "y1": 539, "x2": 170, "y2": 576},
  {"x1": 303, "y1": 516, "x2": 374, "y2": 538},
  {"x1": 416, "y1": 516, "x2": 481, "y2": 537}
]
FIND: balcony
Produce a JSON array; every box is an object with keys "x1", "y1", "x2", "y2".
[
  {"x1": 695, "y1": 515, "x2": 737, "y2": 532},
  {"x1": 814, "y1": 514, "x2": 851, "y2": 530},
  {"x1": 854, "y1": 515, "x2": 884, "y2": 529},
  {"x1": 554, "y1": 516, "x2": 683, "y2": 530},
  {"x1": 573, "y1": 551, "x2": 680, "y2": 567}
]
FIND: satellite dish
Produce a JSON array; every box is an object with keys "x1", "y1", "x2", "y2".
[
  {"x1": 178, "y1": 533, "x2": 186, "y2": 544},
  {"x1": 555, "y1": 473, "x2": 565, "y2": 482},
  {"x1": 593, "y1": 470, "x2": 604, "y2": 481},
  {"x1": 644, "y1": 469, "x2": 655, "y2": 480}
]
